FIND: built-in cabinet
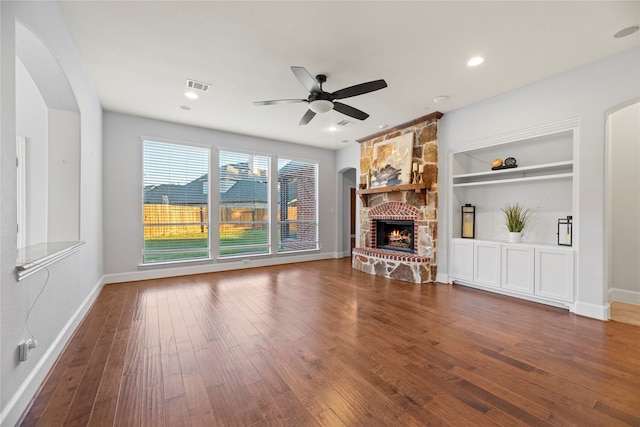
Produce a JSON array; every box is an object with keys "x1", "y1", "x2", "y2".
[
  {"x1": 501, "y1": 244, "x2": 535, "y2": 294},
  {"x1": 448, "y1": 119, "x2": 578, "y2": 309},
  {"x1": 451, "y1": 238, "x2": 574, "y2": 305},
  {"x1": 474, "y1": 241, "x2": 501, "y2": 288}
]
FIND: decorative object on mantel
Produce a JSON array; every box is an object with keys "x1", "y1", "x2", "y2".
[
  {"x1": 371, "y1": 133, "x2": 413, "y2": 188},
  {"x1": 502, "y1": 202, "x2": 531, "y2": 243},
  {"x1": 461, "y1": 204, "x2": 476, "y2": 239},
  {"x1": 491, "y1": 156, "x2": 518, "y2": 171},
  {"x1": 411, "y1": 163, "x2": 426, "y2": 184},
  {"x1": 557, "y1": 215, "x2": 573, "y2": 246}
]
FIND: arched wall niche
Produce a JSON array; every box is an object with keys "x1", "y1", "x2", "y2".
[{"x1": 14, "y1": 21, "x2": 81, "y2": 276}]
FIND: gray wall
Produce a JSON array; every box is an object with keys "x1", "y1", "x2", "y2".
[
  {"x1": 438, "y1": 48, "x2": 640, "y2": 319},
  {"x1": 103, "y1": 111, "x2": 340, "y2": 282},
  {"x1": 0, "y1": 2, "x2": 104, "y2": 426}
]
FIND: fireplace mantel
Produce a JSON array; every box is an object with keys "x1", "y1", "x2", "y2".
[{"x1": 356, "y1": 183, "x2": 429, "y2": 207}]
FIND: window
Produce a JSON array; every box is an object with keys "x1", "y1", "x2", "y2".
[
  {"x1": 219, "y1": 150, "x2": 270, "y2": 256},
  {"x1": 142, "y1": 140, "x2": 209, "y2": 263},
  {"x1": 278, "y1": 158, "x2": 318, "y2": 252}
]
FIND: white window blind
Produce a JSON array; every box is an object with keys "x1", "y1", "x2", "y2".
[
  {"x1": 142, "y1": 140, "x2": 209, "y2": 263},
  {"x1": 219, "y1": 150, "x2": 270, "y2": 256},
  {"x1": 277, "y1": 158, "x2": 318, "y2": 252}
]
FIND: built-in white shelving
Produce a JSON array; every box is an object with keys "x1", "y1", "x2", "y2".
[
  {"x1": 448, "y1": 120, "x2": 578, "y2": 309},
  {"x1": 452, "y1": 160, "x2": 573, "y2": 187}
]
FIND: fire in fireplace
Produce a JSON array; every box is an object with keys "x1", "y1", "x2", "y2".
[{"x1": 376, "y1": 220, "x2": 414, "y2": 253}]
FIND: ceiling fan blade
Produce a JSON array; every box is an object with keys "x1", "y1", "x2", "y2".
[
  {"x1": 291, "y1": 66, "x2": 321, "y2": 93},
  {"x1": 253, "y1": 99, "x2": 307, "y2": 106},
  {"x1": 333, "y1": 101, "x2": 369, "y2": 120},
  {"x1": 298, "y1": 109, "x2": 316, "y2": 125},
  {"x1": 331, "y1": 79, "x2": 387, "y2": 100}
]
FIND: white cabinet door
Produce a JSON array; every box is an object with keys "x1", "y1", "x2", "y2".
[
  {"x1": 501, "y1": 245, "x2": 535, "y2": 294},
  {"x1": 474, "y1": 241, "x2": 501, "y2": 288},
  {"x1": 451, "y1": 238, "x2": 474, "y2": 282},
  {"x1": 535, "y1": 248, "x2": 574, "y2": 302}
]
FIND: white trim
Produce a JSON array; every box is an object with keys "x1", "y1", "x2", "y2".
[
  {"x1": 608, "y1": 288, "x2": 640, "y2": 305},
  {"x1": 16, "y1": 241, "x2": 85, "y2": 280},
  {"x1": 603, "y1": 99, "x2": 640, "y2": 312},
  {"x1": 571, "y1": 300, "x2": 610, "y2": 321},
  {"x1": 436, "y1": 273, "x2": 450, "y2": 283},
  {"x1": 105, "y1": 252, "x2": 339, "y2": 284},
  {"x1": 449, "y1": 117, "x2": 579, "y2": 153},
  {"x1": 453, "y1": 280, "x2": 572, "y2": 310},
  {"x1": 16, "y1": 136, "x2": 27, "y2": 249},
  {"x1": 0, "y1": 276, "x2": 105, "y2": 427}
]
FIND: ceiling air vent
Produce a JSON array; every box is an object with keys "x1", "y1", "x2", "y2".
[
  {"x1": 186, "y1": 79, "x2": 211, "y2": 93},
  {"x1": 337, "y1": 120, "x2": 353, "y2": 127}
]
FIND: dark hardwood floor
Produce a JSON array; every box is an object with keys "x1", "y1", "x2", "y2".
[{"x1": 19, "y1": 258, "x2": 640, "y2": 426}]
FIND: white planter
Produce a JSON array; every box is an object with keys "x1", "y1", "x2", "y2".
[{"x1": 508, "y1": 232, "x2": 522, "y2": 243}]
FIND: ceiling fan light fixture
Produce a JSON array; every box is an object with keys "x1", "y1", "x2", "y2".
[
  {"x1": 309, "y1": 99, "x2": 334, "y2": 114},
  {"x1": 467, "y1": 56, "x2": 484, "y2": 67}
]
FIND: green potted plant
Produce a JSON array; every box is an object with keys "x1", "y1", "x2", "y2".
[{"x1": 501, "y1": 203, "x2": 531, "y2": 243}]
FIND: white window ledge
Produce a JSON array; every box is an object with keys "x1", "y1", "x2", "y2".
[{"x1": 16, "y1": 241, "x2": 85, "y2": 280}]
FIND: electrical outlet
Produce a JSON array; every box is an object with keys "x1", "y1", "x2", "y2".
[{"x1": 18, "y1": 339, "x2": 37, "y2": 362}]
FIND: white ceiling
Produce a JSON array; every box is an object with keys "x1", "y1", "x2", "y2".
[{"x1": 56, "y1": 1, "x2": 640, "y2": 150}]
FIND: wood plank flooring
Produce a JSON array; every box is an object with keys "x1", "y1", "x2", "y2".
[
  {"x1": 19, "y1": 258, "x2": 640, "y2": 426},
  {"x1": 611, "y1": 301, "x2": 640, "y2": 327}
]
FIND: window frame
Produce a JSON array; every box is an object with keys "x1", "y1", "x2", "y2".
[
  {"x1": 217, "y1": 148, "x2": 271, "y2": 258},
  {"x1": 141, "y1": 138, "x2": 211, "y2": 264},
  {"x1": 276, "y1": 156, "x2": 319, "y2": 253}
]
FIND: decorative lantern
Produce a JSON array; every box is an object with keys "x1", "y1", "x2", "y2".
[
  {"x1": 461, "y1": 204, "x2": 476, "y2": 239},
  {"x1": 557, "y1": 216, "x2": 572, "y2": 246}
]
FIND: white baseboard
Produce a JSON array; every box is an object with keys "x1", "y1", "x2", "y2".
[
  {"x1": 435, "y1": 273, "x2": 450, "y2": 284},
  {"x1": 571, "y1": 300, "x2": 610, "y2": 321},
  {"x1": 104, "y1": 252, "x2": 340, "y2": 284},
  {"x1": 608, "y1": 288, "x2": 640, "y2": 305},
  {"x1": 0, "y1": 276, "x2": 105, "y2": 427}
]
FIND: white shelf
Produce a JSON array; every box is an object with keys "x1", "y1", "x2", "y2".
[
  {"x1": 453, "y1": 172, "x2": 573, "y2": 187},
  {"x1": 453, "y1": 161, "x2": 573, "y2": 187}
]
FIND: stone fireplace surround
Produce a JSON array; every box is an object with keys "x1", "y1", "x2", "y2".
[
  {"x1": 352, "y1": 112, "x2": 442, "y2": 284},
  {"x1": 352, "y1": 201, "x2": 434, "y2": 283}
]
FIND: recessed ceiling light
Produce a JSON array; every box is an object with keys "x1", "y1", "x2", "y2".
[
  {"x1": 184, "y1": 91, "x2": 198, "y2": 99},
  {"x1": 433, "y1": 96, "x2": 449, "y2": 103},
  {"x1": 341, "y1": 139, "x2": 350, "y2": 143},
  {"x1": 467, "y1": 56, "x2": 484, "y2": 67},
  {"x1": 328, "y1": 126, "x2": 337, "y2": 132},
  {"x1": 614, "y1": 25, "x2": 640, "y2": 39},
  {"x1": 179, "y1": 105, "x2": 191, "y2": 110},
  {"x1": 378, "y1": 124, "x2": 388, "y2": 129}
]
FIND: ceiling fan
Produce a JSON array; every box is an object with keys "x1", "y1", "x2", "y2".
[{"x1": 254, "y1": 66, "x2": 387, "y2": 125}]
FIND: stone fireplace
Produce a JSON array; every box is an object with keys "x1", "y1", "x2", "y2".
[{"x1": 352, "y1": 112, "x2": 441, "y2": 284}]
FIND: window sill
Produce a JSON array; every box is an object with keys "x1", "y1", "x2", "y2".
[
  {"x1": 137, "y1": 248, "x2": 321, "y2": 269},
  {"x1": 138, "y1": 256, "x2": 214, "y2": 269},
  {"x1": 16, "y1": 241, "x2": 85, "y2": 280}
]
